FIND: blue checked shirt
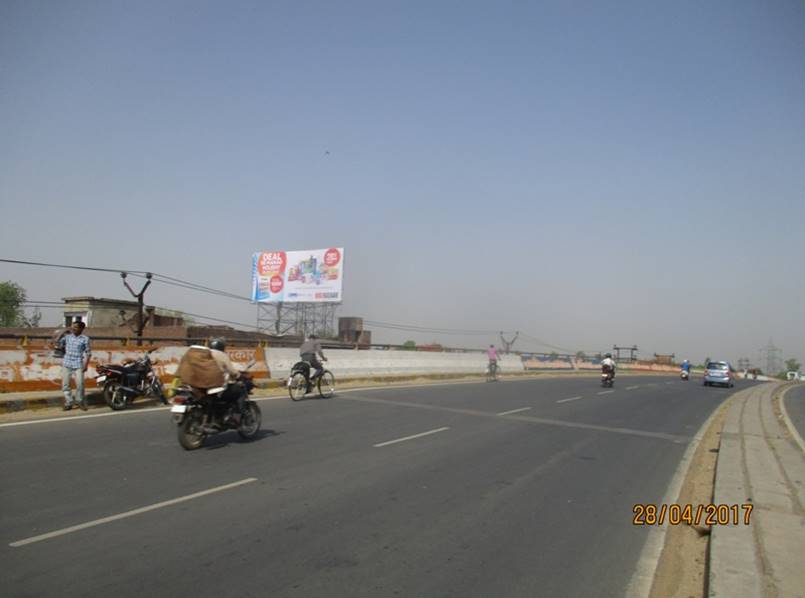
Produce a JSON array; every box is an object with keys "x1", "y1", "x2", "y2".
[{"x1": 63, "y1": 334, "x2": 91, "y2": 369}]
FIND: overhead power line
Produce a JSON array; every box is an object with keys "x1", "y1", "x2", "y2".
[
  {"x1": 3, "y1": 258, "x2": 579, "y2": 351},
  {"x1": 1, "y1": 257, "x2": 252, "y2": 303},
  {"x1": 0, "y1": 258, "x2": 150, "y2": 275},
  {"x1": 364, "y1": 320, "x2": 509, "y2": 336}
]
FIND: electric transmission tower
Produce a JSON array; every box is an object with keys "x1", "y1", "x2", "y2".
[{"x1": 760, "y1": 339, "x2": 782, "y2": 375}]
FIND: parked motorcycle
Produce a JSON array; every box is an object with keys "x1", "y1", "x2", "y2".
[
  {"x1": 170, "y1": 370, "x2": 261, "y2": 450},
  {"x1": 95, "y1": 349, "x2": 166, "y2": 410},
  {"x1": 601, "y1": 366, "x2": 615, "y2": 388}
]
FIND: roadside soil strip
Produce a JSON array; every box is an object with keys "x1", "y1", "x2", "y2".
[
  {"x1": 627, "y1": 386, "x2": 744, "y2": 598},
  {"x1": 373, "y1": 427, "x2": 450, "y2": 448},
  {"x1": 9, "y1": 478, "x2": 257, "y2": 548}
]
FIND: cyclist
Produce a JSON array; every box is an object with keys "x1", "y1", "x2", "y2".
[
  {"x1": 487, "y1": 344, "x2": 499, "y2": 378},
  {"x1": 300, "y1": 334, "x2": 327, "y2": 383}
]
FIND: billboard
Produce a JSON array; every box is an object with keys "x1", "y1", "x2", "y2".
[{"x1": 251, "y1": 248, "x2": 344, "y2": 303}]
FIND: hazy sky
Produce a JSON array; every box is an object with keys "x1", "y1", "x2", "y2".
[{"x1": 1, "y1": 1, "x2": 804, "y2": 367}]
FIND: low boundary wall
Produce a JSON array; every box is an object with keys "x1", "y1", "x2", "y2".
[
  {"x1": 1, "y1": 345, "x2": 681, "y2": 393},
  {"x1": 0, "y1": 347, "x2": 268, "y2": 392},
  {"x1": 265, "y1": 348, "x2": 525, "y2": 379}
]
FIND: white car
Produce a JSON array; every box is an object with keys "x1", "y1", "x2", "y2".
[{"x1": 786, "y1": 371, "x2": 801, "y2": 381}]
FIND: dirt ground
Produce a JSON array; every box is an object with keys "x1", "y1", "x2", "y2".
[{"x1": 648, "y1": 398, "x2": 732, "y2": 598}]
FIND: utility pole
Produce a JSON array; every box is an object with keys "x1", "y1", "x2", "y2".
[
  {"x1": 500, "y1": 331, "x2": 519, "y2": 354},
  {"x1": 121, "y1": 272, "x2": 152, "y2": 345}
]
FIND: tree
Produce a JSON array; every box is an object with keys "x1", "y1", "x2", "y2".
[
  {"x1": 785, "y1": 358, "x2": 801, "y2": 373},
  {"x1": 402, "y1": 340, "x2": 416, "y2": 351},
  {"x1": 0, "y1": 281, "x2": 27, "y2": 327},
  {"x1": 0, "y1": 282, "x2": 42, "y2": 327},
  {"x1": 575, "y1": 351, "x2": 587, "y2": 362},
  {"x1": 549, "y1": 351, "x2": 559, "y2": 361}
]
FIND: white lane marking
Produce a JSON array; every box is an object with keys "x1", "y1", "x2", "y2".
[
  {"x1": 597, "y1": 390, "x2": 615, "y2": 395},
  {"x1": 497, "y1": 407, "x2": 532, "y2": 416},
  {"x1": 373, "y1": 427, "x2": 449, "y2": 448},
  {"x1": 626, "y1": 385, "x2": 640, "y2": 390},
  {"x1": 556, "y1": 396, "x2": 583, "y2": 404},
  {"x1": 9, "y1": 478, "x2": 257, "y2": 548},
  {"x1": 0, "y1": 396, "x2": 289, "y2": 428}
]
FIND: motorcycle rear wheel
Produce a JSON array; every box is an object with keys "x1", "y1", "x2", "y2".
[
  {"x1": 178, "y1": 411, "x2": 205, "y2": 450},
  {"x1": 237, "y1": 402, "x2": 262, "y2": 439},
  {"x1": 289, "y1": 372, "x2": 308, "y2": 401},
  {"x1": 108, "y1": 385, "x2": 128, "y2": 411}
]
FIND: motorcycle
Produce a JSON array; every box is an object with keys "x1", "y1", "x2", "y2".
[
  {"x1": 170, "y1": 370, "x2": 261, "y2": 450},
  {"x1": 601, "y1": 366, "x2": 615, "y2": 388},
  {"x1": 95, "y1": 349, "x2": 166, "y2": 410},
  {"x1": 287, "y1": 359, "x2": 335, "y2": 401},
  {"x1": 680, "y1": 369, "x2": 690, "y2": 381}
]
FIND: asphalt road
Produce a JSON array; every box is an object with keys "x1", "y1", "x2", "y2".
[
  {"x1": 0, "y1": 374, "x2": 747, "y2": 597},
  {"x1": 783, "y1": 383, "x2": 805, "y2": 443}
]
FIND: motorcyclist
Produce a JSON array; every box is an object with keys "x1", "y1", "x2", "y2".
[
  {"x1": 209, "y1": 338, "x2": 246, "y2": 424},
  {"x1": 601, "y1": 353, "x2": 616, "y2": 380},
  {"x1": 300, "y1": 333, "x2": 327, "y2": 382},
  {"x1": 681, "y1": 359, "x2": 691, "y2": 374}
]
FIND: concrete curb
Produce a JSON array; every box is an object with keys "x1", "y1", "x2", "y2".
[{"x1": 709, "y1": 382, "x2": 805, "y2": 597}]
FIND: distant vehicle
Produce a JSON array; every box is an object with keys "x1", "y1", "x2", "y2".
[
  {"x1": 704, "y1": 361, "x2": 734, "y2": 387},
  {"x1": 601, "y1": 365, "x2": 615, "y2": 388},
  {"x1": 786, "y1": 371, "x2": 802, "y2": 381}
]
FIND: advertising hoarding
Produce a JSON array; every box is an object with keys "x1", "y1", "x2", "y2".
[{"x1": 251, "y1": 248, "x2": 344, "y2": 303}]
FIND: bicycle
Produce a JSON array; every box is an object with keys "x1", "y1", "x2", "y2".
[
  {"x1": 287, "y1": 360, "x2": 335, "y2": 400},
  {"x1": 486, "y1": 361, "x2": 500, "y2": 382}
]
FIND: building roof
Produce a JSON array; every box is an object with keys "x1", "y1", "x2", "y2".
[{"x1": 62, "y1": 297, "x2": 140, "y2": 307}]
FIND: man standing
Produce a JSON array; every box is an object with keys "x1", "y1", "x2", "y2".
[{"x1": 62, "y1": 320, "x2": 91, "y2": 411}]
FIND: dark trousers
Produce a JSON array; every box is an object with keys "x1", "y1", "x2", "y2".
[{"x1": 301, "y1": 353, "x2": 324, "y2": 381}]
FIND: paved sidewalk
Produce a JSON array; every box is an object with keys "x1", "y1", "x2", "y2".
[{"x1": 710, "y1": 383, "x2": 805, "y2": 597}]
